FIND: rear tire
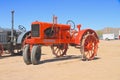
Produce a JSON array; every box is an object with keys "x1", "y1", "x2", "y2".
[
  {"x1": 0, "y1": 43, "x2": 3, "y2": 56},
  {"x1": 23, "y1": 44, "x2": 31, "y2": 65},
  {"x1": 31, "y1": 45, "x2": 41, "y2": 65}
]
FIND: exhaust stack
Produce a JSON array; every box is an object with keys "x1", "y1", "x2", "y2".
[{"x1": 11, "y1": 10, "x2": 14, "y2": 43}]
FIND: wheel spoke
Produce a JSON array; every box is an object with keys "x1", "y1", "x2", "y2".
[
  {"x1": 57, "y1": 49, "x2": 60, "y2": 55},
  {"x1": 88, "y1": 50, "x2": 92, "y2": 58},
  {"x1": 86, "y1": 51, "x2": 90, "y2": 58},
  {"x1": 54, "y1": 47, "x2": 58, "y2": 52}
]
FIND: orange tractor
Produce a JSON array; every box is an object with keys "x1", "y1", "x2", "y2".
[{"x1": 23, "y1": 16, "x2": 99, "y2": 65}]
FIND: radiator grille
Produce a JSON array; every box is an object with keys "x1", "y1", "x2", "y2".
[
  {"x1": 31, "y1": 24, "x2": 40, "y2": 37},
  {"x1": 0, "y1": 32, "x2": 8, "y2": 44}
]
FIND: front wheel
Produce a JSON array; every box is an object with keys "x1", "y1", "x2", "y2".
[
  {"x1": 23, "y1": 44, "x2": 31, "y2": 65},
  {"x1": 80, "y1": 34, "x2": 98, "y2": 60},
  {"x1": 31, "y1": 45, "x2": 41, "y2": 65}
]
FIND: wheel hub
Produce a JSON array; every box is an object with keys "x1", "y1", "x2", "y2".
[{"x1": 86, "y1": 43, "x2": 93, "y2": 50}]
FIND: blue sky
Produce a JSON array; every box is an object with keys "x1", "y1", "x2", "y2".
[{"x1": 0, "y1": 0, "x2": 120, "y2": 31}]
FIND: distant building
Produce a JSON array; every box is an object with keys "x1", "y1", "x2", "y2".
[
  {"x1": 102, "y1": 27, "x2": 120, "y2": 39},
  {"x1": 119, "y1": 30, "x2": 120, "y2": 39}
]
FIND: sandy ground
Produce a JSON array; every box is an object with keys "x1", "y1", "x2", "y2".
[{"x1": 0, "y1": 40, "x2": 120, "y2": 80}]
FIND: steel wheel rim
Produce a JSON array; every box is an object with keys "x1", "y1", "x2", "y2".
[
  {"x1": 82, "y1": 34, "x2": 98, "y2": 60},
  {"x1": 51, "y1": 44, "x2": 68, "y2": 57}
]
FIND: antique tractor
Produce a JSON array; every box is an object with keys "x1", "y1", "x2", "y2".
[
  {"x1": 23, "y1": 16, "x2": 99, "y2": 65},
  {"x1": 0, "y1": 11, "x2": 30, "y2": 56}
]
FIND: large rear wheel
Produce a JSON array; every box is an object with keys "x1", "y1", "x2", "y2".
[
  {"x1": 51, "y1": 44, "x2": 68, "y2": 57},
  {"x1": 23, "y1": 44, "x2": 31, "y2": 65},
  {"x1": 80, "y1": 34, "x2": 98, "y2": 60},
  {"x1": 31, "y1": 45, "x2": 41, "y2": 65},
  {"x1": 0, "y1": 43, "x2": 3, "y2": 56}
]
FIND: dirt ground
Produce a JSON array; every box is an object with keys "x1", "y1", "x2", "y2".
[{"x1": 0, "y1": 40, "x2": 120, "y2": 80}]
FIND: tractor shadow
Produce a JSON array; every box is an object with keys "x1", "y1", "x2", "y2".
[
  {"x1": 0, "y1": 52, "x2": 22, "y2": 59},
  {"x1": 38, "y1": 55, "x2": 100, "y2": 65},
  {"x1": 0, "y1": 52, "x2": 46, "y2": 59},
  {"x1": 93, "y1": 57, "x2": 100, "y2": 60},
  {"x1": 39, "y1": 55, "x2": 80, "y2": 64}
]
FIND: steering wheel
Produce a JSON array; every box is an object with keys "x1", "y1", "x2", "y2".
[
  {"x1": 18, "y1": 25, "x2": 26, "y2": 32},
  {"x1": 66, "y1": 20, "x2": 75, "y2": 30}
]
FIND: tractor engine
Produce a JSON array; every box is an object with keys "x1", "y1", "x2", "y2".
[{"x1": 28, "y1": 21, "x2": 71, "y2": 45}]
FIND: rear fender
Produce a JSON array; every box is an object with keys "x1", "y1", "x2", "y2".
[
  {"x1": 75, "y1": 29, "x2": 99, "y2": 45},
  {"x1": 17, "y1": 31, "x2": 31, "y2": 44}
]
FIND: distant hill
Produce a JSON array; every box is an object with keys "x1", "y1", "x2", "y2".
[{"x1": 96, "y1": 27, "x2": 120, "y2": 38}]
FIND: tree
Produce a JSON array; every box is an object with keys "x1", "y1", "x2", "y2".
[{"x1": 96, "y1": 30, "x2": 103, "y2": 39}]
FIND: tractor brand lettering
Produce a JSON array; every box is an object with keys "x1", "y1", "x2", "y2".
[{"x1": 43, "y1": 39, "x2": 55, "y2": 42}]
